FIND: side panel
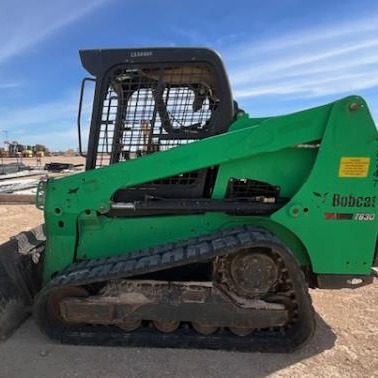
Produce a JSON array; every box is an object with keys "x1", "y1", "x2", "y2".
[
  {"x1": 42, "y1": 96, "x2": 378, "y2": 281},
  {"x1": 211, "y1": 148, "x2": 318, "y2": 199},
  {"x1": 272, "y1": 97, "x2": 378, "y2": 274},
  {"x1": 76, "y1": 213, "x2": 310, "y2": 266}
]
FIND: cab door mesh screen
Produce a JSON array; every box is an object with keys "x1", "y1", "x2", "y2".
[{"x1": 95, "y1": 64, "x2": 219, "y2": 168}]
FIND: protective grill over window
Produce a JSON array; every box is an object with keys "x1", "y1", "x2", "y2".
[{"x1": 95, "y1": 63, "x2": 220, "y2": 168}]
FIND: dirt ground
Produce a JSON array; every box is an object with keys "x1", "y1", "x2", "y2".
[
  {"x1": 0, "y1": 155, "x2": 86, "y2": 168},
  {"x1": 0, "y1": 158, "x2": 377, "y2": 377}
]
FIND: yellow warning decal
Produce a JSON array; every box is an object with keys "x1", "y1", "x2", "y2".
[{"x1": 339, "y1": 157, "x2": 370, "y2": 178}]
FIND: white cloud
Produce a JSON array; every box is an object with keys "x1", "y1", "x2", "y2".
[
  {"x1": 230, "y1": 15, "x2": 378, "y2": 59},
  {"x1": 0, "y1": 0, "x2": 108, "y2": 65},
  {"x1": 0, "y1": 0, "x2": 105, "y2": 149},
  {"x1": 234, "y1": 71, "x2": 378, "y2": 99},
  {"x1": 221, "y1": 14, "x2": 378, "y2": 113},
  {"x1": 0, "y1": 98, "x2": 75, "y2": 128},
  {"x1": 0, "y1": 91, "x2": 92, "y2": 150},
  {"x1": 230, "y1": 37, "x2": 378, "y2": 86},
  {"x1": 0, "y1": 82, "x2": 21, "y2": 89},
  {"x1": 15, "y1": 128, "x2": 81, "y2": 151}
]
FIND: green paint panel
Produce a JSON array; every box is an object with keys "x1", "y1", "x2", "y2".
[
  {"x1": 272, "y1": 97, "x2": 378, "y2": 274},
  {"x1": 75, "y1": 213, "x2": 309, "y2": 266},
  {"x1": 41, "y1": 96, "x2": 378, "y2": 282},
  {"x1": 212, "y1": 148, "x2": 318, "y2": 198}
]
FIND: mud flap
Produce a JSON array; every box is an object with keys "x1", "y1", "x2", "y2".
[{"x1": 0, "y1": 225, "x2": 45, "y2": 340}]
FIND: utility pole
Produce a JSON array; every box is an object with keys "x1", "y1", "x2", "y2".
[{"x1": 3, "y1": 130, "x2": 8, "y2": 144}]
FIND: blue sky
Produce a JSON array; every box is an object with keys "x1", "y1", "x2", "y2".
[{"x1": 1, "y1": 0, "x2": 378, "y2": 150}]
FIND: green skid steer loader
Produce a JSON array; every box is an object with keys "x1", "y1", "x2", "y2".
[{"x1": 0, "y1": 48, "x2": 377, "y2": 351}]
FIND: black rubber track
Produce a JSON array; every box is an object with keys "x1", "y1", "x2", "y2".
[{"x1": 33, "y1": 226, "x2": 315, "y2": 352}]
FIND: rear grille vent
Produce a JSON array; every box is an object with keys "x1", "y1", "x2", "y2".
[{"x1": 226, "y1": 178, "x2": 280, "y2": 198}]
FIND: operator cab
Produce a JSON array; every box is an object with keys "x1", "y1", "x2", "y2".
[{"x1": 79, "y1": 48, "x2": 235, "y2": 170}]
